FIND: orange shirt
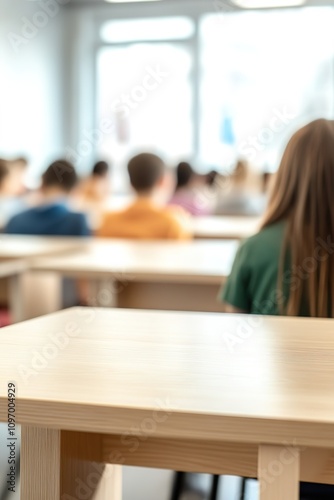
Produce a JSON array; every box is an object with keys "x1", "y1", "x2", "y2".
[{"x1": 97, "y1": 198, "x2": 191, "y2": 240}]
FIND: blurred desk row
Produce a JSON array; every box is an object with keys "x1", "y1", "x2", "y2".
[
  {"x1": 0, "y1": 235, "x2": 239, "y2": 322},
  {"x1": 0, "y1": 216, "x2": 260, "y2": 322}
]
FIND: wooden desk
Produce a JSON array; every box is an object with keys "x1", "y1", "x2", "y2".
[
  {"x1": 192, "y1": 216, "x2": 261, "y2": 240},
  {"x1": 0, "y1": 235, "x2": 88, "y2": 259},
  {"x1": 1, "y1": 308, "x2": 334, "y2": 499},
  {"x1": 0, "y1": 260, "x2": 28, "y2": 324},
  {"x1": 0, "y1": 235, "x2": 89, "y2": 322},
  {"x1": 0, "y1": 259, "x2": 28, "y2": 279},
  {"x1": 32, "y1": 239, "x2": 238, "y2": 313}
]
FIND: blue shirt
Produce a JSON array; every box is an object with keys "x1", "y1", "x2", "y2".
[{"x1": 4, "y1": 202, "x2": 91, "y2": 237}]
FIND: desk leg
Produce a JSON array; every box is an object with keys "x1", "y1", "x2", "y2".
[
  {"x1": 9, "y1": 272, "x2": 61, "y2": 322},
  {"x1": 89, "y1": 279, "x2": 119, "y2": 308},
  {"x1": 21, "y1": 426, "x2": 122, "y2": 500},
  {"x1": 8, "y1": 274, "x2": 24, "y2": 323},
  {"x1": 258, "y1": 445, "x2": 299, "y2": 500}
]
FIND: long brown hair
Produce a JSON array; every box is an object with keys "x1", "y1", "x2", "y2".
[{"x1": 262, "y1": 119, "x2": 334, "y2": 317}]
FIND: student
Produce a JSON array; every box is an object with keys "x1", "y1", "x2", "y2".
[
  {"x1": 75, "y1": 161, "x2": 110, "y2": 204},
  {"x1": 221, "y1": 118, "x2": 334, "y2": 498},
  {"x1": 0, "y1": 159, "x2": 27, "y2": 229},
  {"x1": 72, "y1": 160, "x2": 111, "y2": 230},
  {"x1": 5, "y1": 159, "x2": 90, "y2": 236},
  {"x1": 9, "y1": 156, "x2": 29, "y2": 195},
  {"x1": 97, "y1": 153, "x2": 190, "y2": 239},
  {"x1": 169, "y1": 162, "x2": 215, "y2": 216},
  {"x1": 5, "y1": 160, "x2": 91, "y2": 307}
]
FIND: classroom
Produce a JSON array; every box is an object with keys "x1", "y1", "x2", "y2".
[{"x1": 1, "y1": 0, "x2": 334, "y2": 499}]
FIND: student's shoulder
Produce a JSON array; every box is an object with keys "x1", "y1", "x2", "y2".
[
  {"x1": 100, "y1": 209, "x2": 126, "y2": 223},
  {"x1": 238, "y1": 220, "x2": 286, "y2": 260},
  {"x1": 96, "y1": 209, "x2": 126, "y2": 236},
  {"x1": 67, "y1": 210, "x2": 91, "y2": 235},
  {"x1": 69, "y1": 209, "x2": 87, "y2": 220},
  {"x1": 6, "y1": 206, "x2": 34, "y2": 224},
  {"x1": 161, "y1": 206, "x2": 192, "y2": 239},
  {"x1": 163, "y1": 205, "x2": 191, "y2": 224}
]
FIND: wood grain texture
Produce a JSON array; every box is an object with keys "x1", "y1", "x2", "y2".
[
  {"x1": 192, "y1": 216, "x2": 261, "y2": 240},
  {"x1": 1, "y1": 308, "x2": 334, "y2": 450},
  {"x1": 103, "y1": 435, "x2": 258, "y2": 477},
  {"x1": 21, "y1": 427, "x2": 61, "y2": 500},
  {"x1": 102, "y1": 436, "x2": 334, "y2": 485},
  {"x1": 21, "y1": 427, "x2": 121, "y2": 500},
  {"x1": 259, "y1": 445, "x2": 299, "y2": 500}
]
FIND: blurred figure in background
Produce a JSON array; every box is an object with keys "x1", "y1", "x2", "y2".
[
  {"x1": 205, "y1": 169, "x2": 219, "y2": 187},
  {"x1": 97, "y1": 153, "x2": 190, "y2": 239},
  {"x1": 72, "y1": 160, "x2": 111, "y2": 230},
  {"x1": 215, "y1": 159, "x2": 266, "y2": 216},
  {"x1": 8, "y1": 156, "x2": 29, "y2": 195},
  {"x1": 5, "y1": 159, "x2": 90, "y2": 236},
  {"x1": 5, "y1": 159, "x2": 91, "y2": 306},
  {"x1": 169, "y1": 162, "x2": 216, "y2": 216},
  {"x1": 262, "y1": 171, "x2": 274, "y2": 193},
  {"x1": 0, "y1": 158, "x2": 28, "y2": 229}
]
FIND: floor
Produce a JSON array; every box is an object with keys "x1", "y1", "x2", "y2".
[
  {"x1": 1, "y1": 425, "x2": 259, "y2": 500},
  {"x1": 123, "y1": 468, "x2": 259, "y2": 500}
]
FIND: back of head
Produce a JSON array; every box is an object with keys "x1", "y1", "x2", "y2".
[
  {"x1": 42, "y1": 159, "x2": 78, "y2": 193},
  {"x1": 205, "y1": 169, "x2": 219, "y2": 187},
  {"x1": 12, "y1": 157, "x2": 28, "y2": 169},
  {"x1": 233, "y1": 160, "x2": 248, "y2": 183},
  {"x1": 92, "y1": 161, "x2": 109, "y2": 178},
  {"x1": 0, "y1": 159, "x2": 9, "y2": 191},
  {"x1": 262, "y1": 118, "x2": 334, "y2": 317},
  {"x1": 175, "y1": 162, "x2": 194, "y2": 190},
  {"x1": 127, "y1": 153, "x2": 165, "y2": 193}
]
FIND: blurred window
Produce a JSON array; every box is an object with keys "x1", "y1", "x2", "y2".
[{"x1": 96, "y1": 7, "x2": 334, "y2": 189}]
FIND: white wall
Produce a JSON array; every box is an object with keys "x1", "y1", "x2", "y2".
[{"x1": 0, "y1": 0, "x2": 66, "y2": 185}]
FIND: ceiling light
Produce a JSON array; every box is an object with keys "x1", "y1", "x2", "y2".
[{"x1": 232, "y1": 0, "x2": 306, "y2": 8}]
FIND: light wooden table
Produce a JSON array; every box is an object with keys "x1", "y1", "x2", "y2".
[
  {"x1": 191, "y1": 216, "x2": 261, "y2": 240},
  {"x1": 0, "y1": 235, "x2": 89, "y2": 322},
  {"x1": 0, "y1": 235, "x2": 89, "y2": 260},
  {"x1": 1, "y1": 308, "x2": 334, "y2": 499},
  {"x1": 31, "y1": 239, "x2": 238, "y2": 313}
]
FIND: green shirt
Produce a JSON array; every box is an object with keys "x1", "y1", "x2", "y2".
[{"x1": 221, "y1": 221, "x2": 291, "y2": 315}]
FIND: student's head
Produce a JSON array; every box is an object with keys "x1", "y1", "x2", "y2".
[
  {"x1": 175, "y1": 162, "x2": 194, "y2": 190},
  {"x1": 127, "y1": 153, "x2": 165, "y2": 195},
  {"x1": 232, "y1": 160, "x2": 248, "y2": 183},
  {"x1": 12, "y1": 157, "x2": 28, "y2": 169},
  {"x1": 92, "y1": 161, "x2": 110, "y2": 178},
  {"x1": 205, "y1": 169, "x2": 219, "y2": 187},
  {"x1": 41, "y1": 160, "x2": 78, "y2": 195},
  {"x1": 0, "y1": 159, "x2": 9, "y2": 193},
  {"x1": 262, "y1": 171, "x2": 274, "y2": 193},
  {"x1": 262, "y1": 118, "x2": 334, "y2": 317}
]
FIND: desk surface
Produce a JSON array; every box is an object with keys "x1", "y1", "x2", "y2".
[
  {"x1": 2, "y1": 307, "x2": 334, "y2": 448},
  {"x1": 32, "y1": 239, "x2": 239, "y2": 284},
  {"x1": 0, "y1": 259, "x2": 28, "y2": 278},
  {"x1": 0, "y1": 235, "x2": 88, "y2": 259},
  {"x1": 192, "y1": 216, "x2": 261, "y2": 240}
]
